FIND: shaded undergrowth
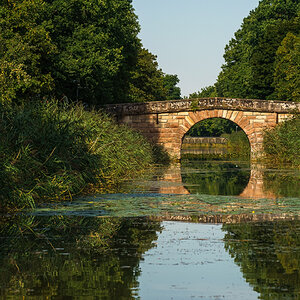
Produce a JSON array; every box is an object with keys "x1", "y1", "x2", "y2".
[
  {"x1": 0, "y1": 100, "x2": 156, "y2": 211},
  {"x1": 263, "y1": 115, "x2": 300, "y2": 167}
]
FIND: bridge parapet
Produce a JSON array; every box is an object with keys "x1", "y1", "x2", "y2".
[{"x1": 104, "y1": 98, "x2": 300, "y2": 116}]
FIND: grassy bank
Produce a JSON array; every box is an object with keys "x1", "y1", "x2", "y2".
[
  {"x1": 263, "y1": 115, "x2": 300, "y2": 167},
  {"x1": 0, "y1": 100, "x2": 158, "y2": 211}
]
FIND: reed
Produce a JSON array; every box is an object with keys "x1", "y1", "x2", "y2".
[
  {"x1": 263, "y1": 115, "x2": 300, "y2": 167},
  {"x1": 0, "y1": 100, "x2": 155, "y2": 211}
]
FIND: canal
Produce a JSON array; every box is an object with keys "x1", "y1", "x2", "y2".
[{"x1": 1, "y1": 159, "x2": 300, "y2": 299}]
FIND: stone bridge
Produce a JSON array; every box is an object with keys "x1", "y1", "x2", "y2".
[{"x1": 105, "y1": 98, "x2": 300, "y2": 160}]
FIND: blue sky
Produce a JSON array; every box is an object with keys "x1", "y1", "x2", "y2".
[{"x1": 132, "y1": 0, "x2": 260, "y2": 97}]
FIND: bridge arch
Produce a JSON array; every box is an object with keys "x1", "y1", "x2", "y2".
[
  {"x1": 105, "y1": 98, "x2": 299, "y2": 160},
  {"x1": 177, "y1": 110, "x2": 256, "y2": 157}
]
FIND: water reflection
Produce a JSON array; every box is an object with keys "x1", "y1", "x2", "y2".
[
  {"x1": 0, "y1": 216, "x2": 161, "y2": 299},
  {"x1": 181, "y1": 160, "x2": 251, "y2": 196},
  {"x1": 224, "y1": 220, "x2": 300, "y2": 299},
  {"x1": 1, "y1": 160, "x2": 299, "y2": 298},
  {"x1": 124, "y1": 160, "x2": 300, "y2": 200},
  {"x1": 2, "y1": 216, "x2": 300, "y2": 299}
]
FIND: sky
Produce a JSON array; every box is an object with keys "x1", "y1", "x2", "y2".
[{"x1": 132, "y1": 0, "x2": 260, "y2": 97}]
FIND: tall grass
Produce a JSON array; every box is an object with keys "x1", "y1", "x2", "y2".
[
  {"x1": 263, "y1": 115, "x2": 300, "y2": 166},
  {"x1": 0, "y1": 100, "x2": 154, "y2": 211}
]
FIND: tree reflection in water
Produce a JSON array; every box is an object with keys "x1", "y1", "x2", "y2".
[
  {"x1": 181, "y1": 160, "x2": 251, "y2": 196},
  {"x1": 223, "y1": 220, "x2": 300, "y2": 299},
  {"x1": 0, "y1": 215, "x2": 161, "y2": 299}
]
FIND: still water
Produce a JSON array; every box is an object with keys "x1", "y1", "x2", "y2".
[{"x1": 1, "y1": 160, "x2": 300, "y2": 299}]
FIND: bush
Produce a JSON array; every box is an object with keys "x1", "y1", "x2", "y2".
[
  {"x1": 263, "y1": 115, "x2": 300, "y2": 166},
  {"x1": 0, "y1": 100, "x2": 154, "y2": 210}
]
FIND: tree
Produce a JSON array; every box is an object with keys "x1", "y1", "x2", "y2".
[
  {"x1": 47, "y1": 0, "x2": 141, "y2": 104},
  {"x1": 128, "y1": 48, "x2": 167, "y2": 102},
  {"x1": 187, "y1": 118, "x2": 236, "y2": 137},
  {"x1": 0, "y1": 0, "x2": 182, "y2": 105},
  {"x1": 189, "y1": 85, "x2": 217, "y2": 98},
  {"x1": 0, "y1": 0, "x2": 56, "y2": 103},
  {"x1": 163, "y1": 74, "x2": 181, "y2": 100},
  {"x1": 215, "y1": 0, "x2": 300, "y2": 100},
  {"x1": 272, "y1": 32, "x2": 300, "y2": 102},
  {"x1": 0, "y1": 61, "x2": 31, "y2": 104},
  {"x1": 0, "y1": 0, "x2": 142, "y2": 105}
]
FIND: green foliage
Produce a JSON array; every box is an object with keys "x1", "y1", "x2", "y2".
[
  {"x1": 0, "y1": 0, "x2": 169, "y2": 105},
  {"x1": 214, "y1": 0, "x2": 300, "y2": 100},
  {"x1": 0, "y1": 216, "x2": 161, "y2": 298},
  {"x1": 0, "y1": 0, "x2": 157, "y2": 104},
  {"x1": 0, "y1": 100, "x2": 154, "y2": 210},
  {"x1": 0, "y1": 0, "x2": 180, "y2": 105},
  {"x1": 187, "y1": 118, "x2": 236, "y2": 137},
  {"x1": 0, "y1": 61, "x2": 31, "y2": 103},
  {"x1": 221, "y1": 131, "x2": 251, "y2": 159},
  {"x1": 263, "y1": 114, "x2": 300, "y2": 166},
  {"x1": 0, "y1": 0, "x2": 56, "y2": 103},
  {"x1": 128, "y1": 48, "x2": 167, "y2": 102},
  {"x1": 163, "y1": 74, "x2": 181, "y2": 100},
  {"x1": 189, "y1": 85, "x2": 217, "y2": 98},
  {"x1": 273, "y1": 32, "x2": 300, "y2": 102},
  {"x1": 47, "y1": 0, "x2": 141, "y2": 104}
]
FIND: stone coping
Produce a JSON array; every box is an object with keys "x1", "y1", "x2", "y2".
[{"x1": 104, "y1": 98, "x2": 300, "y2": 116}]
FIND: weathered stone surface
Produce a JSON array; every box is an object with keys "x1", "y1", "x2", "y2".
[
  {"x1": 183, "y1": 137, "x2": 228, "y2": 144},
  {"x1": 104, "y1": 97, "x2": 300, "y2": 116}
]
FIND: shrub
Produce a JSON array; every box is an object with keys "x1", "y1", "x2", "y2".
[{"x1": 263, "y1": 115, "x2": 300, "y2": 166}]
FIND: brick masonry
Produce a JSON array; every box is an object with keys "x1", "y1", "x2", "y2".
[{"x1": 104, "y1": 98, "x2": 300, "y2": 160}]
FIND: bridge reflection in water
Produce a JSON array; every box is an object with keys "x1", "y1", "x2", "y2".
[{"x1": 152, "y1": 163, "x2": 276, "y2": 200}]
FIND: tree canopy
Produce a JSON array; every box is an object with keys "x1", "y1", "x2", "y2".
[
  {"x1": 163, "y1": 74, "x2": 181, "y2": 100},
  {"x1": 273, "y1": 32, "x2": 300, "y2": 102},
  {"x1": 190, "y1": 0, "x2": 300, "y2": 102},
  {"x1": 0, "y1": 0, "x2": 181, "y2": 105},
  {"x1": 189, "y1": 85, "x2": 217, "y2": 99},
  {"x1": 216, "y1": 0, "x2": 300, "y2": 101}
]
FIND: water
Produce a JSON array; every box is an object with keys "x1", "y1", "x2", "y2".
[
  {"x1": 1, "y1": 160, "x2": 300, "y2": 299},
  {"x1": 138, "y1": 222, "x2": 259, "y2": 300}
]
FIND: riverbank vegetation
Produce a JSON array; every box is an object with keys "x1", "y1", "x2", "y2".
[
  {"x1": 263, "y1": 114, "x2": 300, "y2": 167},
  {"x1": 222, "y1": 131, "x2": 250, "y2": 159},
  {"x1": 0, "y1": 100, "x2": 160, "y2": 211},
  {"x1": 0, "y1": 0, "x2": 178, "y2": 212}
]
